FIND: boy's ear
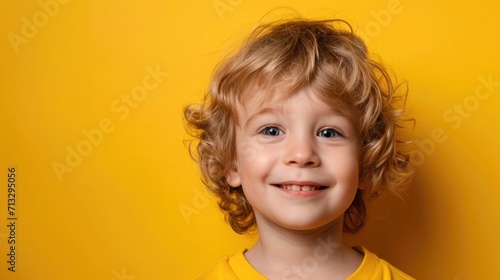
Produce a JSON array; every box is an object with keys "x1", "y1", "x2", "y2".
[
  {"x1": 225, "y1": 168, "x2": 241, "y2": 187},
  {"x1": 357, "y1": 179, "x2": 366, "y2": 190}
]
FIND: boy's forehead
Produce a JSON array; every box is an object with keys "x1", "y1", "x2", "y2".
[
  {"x1": 236, "y1": 86, "x2": 358, "y2": 124},
  {"x1": 238, "y1": 87, "x2": 287, "y2": 112}
]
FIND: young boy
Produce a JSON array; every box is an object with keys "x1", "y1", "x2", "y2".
[{"x1": 185, "y1": 17, "x2": 414, "y2": 279}]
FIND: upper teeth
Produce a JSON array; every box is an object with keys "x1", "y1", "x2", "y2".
[{"x1": 281, "y1": 185, "x2": 319, "y2": 191}]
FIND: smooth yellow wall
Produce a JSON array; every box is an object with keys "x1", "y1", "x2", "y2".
[{"x1": 1, "y1": 0, "x2": 499, "y2": 279}]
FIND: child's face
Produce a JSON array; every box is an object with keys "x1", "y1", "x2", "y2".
[{"x1": 226, "y1": 87, "x2": 361, "y2": 231}]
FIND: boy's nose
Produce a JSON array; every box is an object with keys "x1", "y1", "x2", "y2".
[{"x1": 283, "y1": 136, "x2": 320, "y2": 167}]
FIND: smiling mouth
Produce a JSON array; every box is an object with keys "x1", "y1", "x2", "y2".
[{"x1": 273, "y1": 184, "x2": 328, "y2": 191}]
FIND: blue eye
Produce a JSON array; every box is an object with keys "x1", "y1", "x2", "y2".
[
  {"x1": 318, "y1": 128, "x2": 341, "y2": 138},
  {"x1": 261, "y1": 126, "x2": 282, "y2": 136}
]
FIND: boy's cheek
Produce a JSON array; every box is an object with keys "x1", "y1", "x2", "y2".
[{"x1": 238, "y1": 140, "x2": 260, "y2": 163}]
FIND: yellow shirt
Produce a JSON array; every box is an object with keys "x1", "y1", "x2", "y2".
[{"x1": 194, "y1": 247, "x2": 414, "y2": 279}]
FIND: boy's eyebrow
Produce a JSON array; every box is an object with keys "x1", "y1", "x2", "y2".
[
  {"x1": 329, "y1": 107, "x2": 358, "y2": 128},
  {"x1": 244, "y1": 107, "x2": 278, "y2": 127},
  {"x1": 243, "y1": 106, "x2": 357, "y2": 128}
]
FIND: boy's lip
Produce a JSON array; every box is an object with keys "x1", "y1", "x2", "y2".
[{"x1": 271, "y1": 181, "x2": 329, "y2": 191}]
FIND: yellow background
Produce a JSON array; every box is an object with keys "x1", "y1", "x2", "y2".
[{"x1": 1, "y1": 0, "x2": 499, "y2": 279}]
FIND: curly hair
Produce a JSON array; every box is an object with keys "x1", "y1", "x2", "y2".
[{"x1": 184, "y1": 18, "x2": 413, "y2": 234}]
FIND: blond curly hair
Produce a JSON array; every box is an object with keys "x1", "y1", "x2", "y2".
[{"x1": 184, "y1": 18, "x2": 413, "y2": 234}]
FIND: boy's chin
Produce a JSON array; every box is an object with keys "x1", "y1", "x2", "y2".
[{"x1": 262, "y1": 216, "x2": 345, "y2": 233}]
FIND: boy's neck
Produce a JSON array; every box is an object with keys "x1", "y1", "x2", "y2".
[{"x1": 244, "y1": 214, "x2": 363, "y2": 279}]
